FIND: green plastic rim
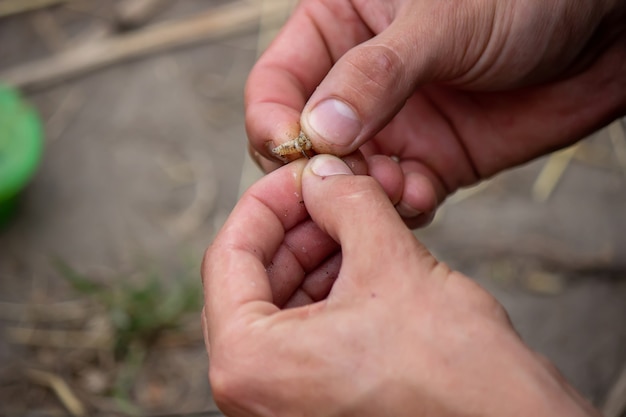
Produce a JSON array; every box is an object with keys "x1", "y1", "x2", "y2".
[{"x1": 0, "y1": 85, "x2": 44, "y2": 226}]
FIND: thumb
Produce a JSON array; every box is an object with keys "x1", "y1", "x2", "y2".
[
  {"x1": 300, "y1": 16, "x2": 442, "y2": 156},
  {"x1": 302, "y1": 154, "x2": 436, "y2": 289}
]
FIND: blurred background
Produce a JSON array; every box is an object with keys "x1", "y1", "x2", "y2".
[{"x1": 0, "y1": 0, "x2": 624, "y2": 416}]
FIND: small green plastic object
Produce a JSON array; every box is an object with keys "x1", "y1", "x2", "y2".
[{"x1": 0, "y1": 85, "x2": 43, "y2": 227}]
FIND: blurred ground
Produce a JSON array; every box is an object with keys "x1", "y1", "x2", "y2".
[
  {"x1": 0, "y1": 0, "x2": 625, "y2": 416},
  {"x1": 0, "y1": 1, "x2": 259, "y2": 414}
]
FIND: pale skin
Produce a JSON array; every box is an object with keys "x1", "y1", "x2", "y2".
[
  {"x1": 204, "y1": 0, "x2": 626, "y2": 415},
  {"x1": 245, "y1": 0, "x2": 626, "y2": 227},
  {"x1": 203, "y1": 155, "x2": 600, "y2": 416}
]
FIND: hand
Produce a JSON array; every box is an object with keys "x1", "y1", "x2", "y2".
[
  {"x1": 246, "y1": 0, "x2": 626, "y2": 227},
  {"x1": 202, "y1": 155, "x2": 599, "y2": 417}
]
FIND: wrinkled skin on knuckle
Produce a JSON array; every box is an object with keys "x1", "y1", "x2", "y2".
[
  {"x1": 209, "y1": 363, "x2": 247, "y2": 415},
  {"x1": 359, "y1": 44, "x2": 405, "y2": 89},
  {"x1": 342, "y1": 43, "x2": 408, "y2": 103}
]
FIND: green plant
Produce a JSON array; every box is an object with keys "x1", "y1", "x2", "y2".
[
  {"x1": 54, "y1": 259, "x2": 203, "y2": 413},
  {"x1": 55, "y1": 259, "x2": 203, "y2": 359}
]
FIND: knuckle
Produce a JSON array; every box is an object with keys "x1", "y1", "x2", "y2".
[
  {"x1": 327, "y1": 175, "x2": 397, "y2": 223},
  {"x1": 489, "y1": 298, "x2": 512, "y2": 325},
  {"x1": 209, "y1": 364, "x2": 241, "y2": 411},
  {"x1": 335, "y1": 175, "x2": 385, "y2": 202},
  {"x1": 209, "y1": 359, "x2": 255, "y2": 414},
  {"x1": 346, "y1": 44, "x2": 406, "y2": 93}
]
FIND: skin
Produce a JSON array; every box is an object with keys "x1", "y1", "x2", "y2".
[
  {"x1": 245, "y1": 0, "x2": 626, "y2": 227},
  {"x1": 204, "y1": 0, "x2": 626, "y2": 414},
  {"x1": 202, "y1": 155, "x2": 600, "y2": 417}
]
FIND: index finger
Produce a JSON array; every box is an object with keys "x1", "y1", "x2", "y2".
[
  {"x1": 202, "y1": 160, "x2": 308, "y2": 333},
  {"x1": 245, "y1": 0, "x2": 373, "y2": 160}
]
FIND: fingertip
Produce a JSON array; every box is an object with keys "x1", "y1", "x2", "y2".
[
  {"x1": 396, "y1": 201, "x2": 422, "y2": 219},
  {"x1": 367, "y1": 154, "x2": 404, "y2": 204},
  {"x1": 301, "y1": 98, "x2": 362, "y2": 155},
  {"x1": 248, "y1": 143, "x2": 282, "y2": 173},
  {"x1": 300, "y1": 36, "x2": 421, "y2": 157},
  {"x1": 301, "y1": 154, "x2": 424, "y2": 291},
  {"x1": 306, "y1": 154, "x2": 355, "y2": 177},
  {"x1": 396, "y1": 171, "x2": 439, "y2": 228},
  {"x1": 245, "y1": 102, "x2": 303, "y2": 162},
  {"x1": 205, "y1": 160, "x2": 310, "y2": 323},
  {"x1": 340, "y1": 150, "x2": 368, "y2": 175},
  {"x1": 402, "y1": 210, "x2": 436, "y2": 229}
]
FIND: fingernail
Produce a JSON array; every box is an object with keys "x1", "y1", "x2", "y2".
[
  {"x1": 395, "y1": 201, "x2": 422, "y2": 218},
  {"x1": 310, "y1": 155, "x2": 354, "y2": 177},
  {"x1": 305, "y1": 99, "x2": 361, "y2": 146}
]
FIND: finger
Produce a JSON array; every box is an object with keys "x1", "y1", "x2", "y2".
[
  {"x1": 300, "y1": 252, "x2": 342, "y2": 302},
  {"x1": 282, "y1": 290, "x2": 313, "y2": 309},
  {"x1": 248, "y1": 143, "x2": 282, "y2": 173},
  {"x1": 281, "y1": 251, "x2": 343, "y2": 309},
  {"x1": 267, "y1": 219, "x2": 339, "y2": 307},
  {"x1": 248, "y1": 141, "x2": 369, "y2": 175},
  {"x1": 263, "y1": 151, "x2": 366, "y2": 305},
  {"x1": 339, "y1": 150, "x2": 369, "y2": 176},
  {"x1": 203, "y1": 160, "x2": 309, "y2": 332},
  {"x1": 245, "y1": 0, "x2": 374, "y2": 161},
  {"x1": 366, "y1": 154, "x2": 404, "y2": 205},
  {"x1": 365, "y1": 154, "x2": 440, "y2": 228},
  {"x1": 302, "y1": 155, "x2": 436, "y2": 291},
  {"x1": 396, "y1": 163, "x2": 440, "y2": 229},
  {"x1": 299, "y1": 1, "x2": 474, "y2": 156},
  {"x1": 298, "y1": 19, "x2": 422, "y2": 155}
]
